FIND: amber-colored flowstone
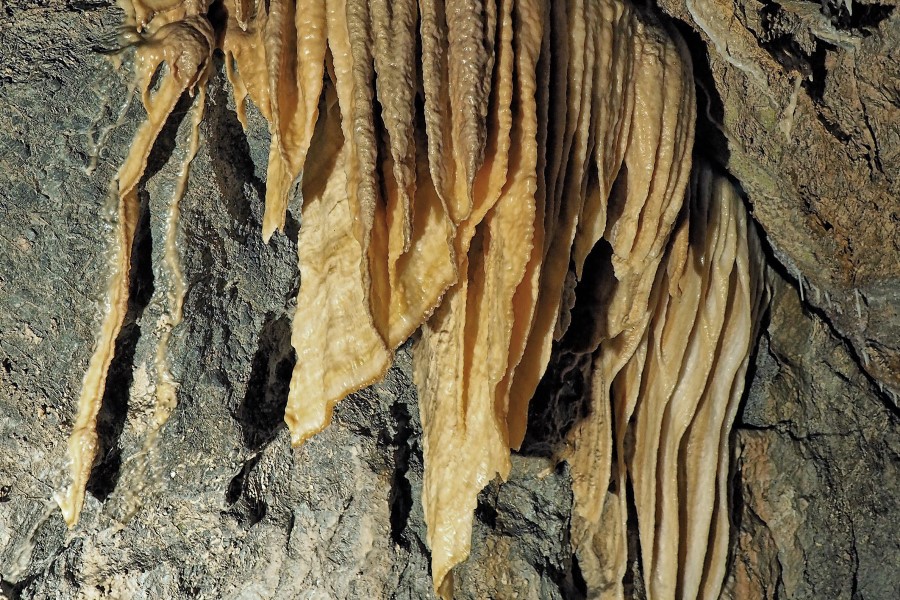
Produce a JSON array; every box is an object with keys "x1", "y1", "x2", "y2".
[{"x1": 61, "y1": 1, "x2": 766, "y2": 598}]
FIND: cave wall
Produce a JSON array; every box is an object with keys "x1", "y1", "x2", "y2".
[
  {"x1": 726, "y1": 276, "x2": 899, "y2": 599},
  {"x1": 0, "y1": 1, "x2": 898, "y2": 598}
]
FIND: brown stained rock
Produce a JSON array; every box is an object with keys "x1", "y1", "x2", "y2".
[
  {"x1": 731, "y1": 431, "x2": 809, "y2": 599},
  {"x1": 727, "y1": 275, "x2": 900, "y2": 598}
]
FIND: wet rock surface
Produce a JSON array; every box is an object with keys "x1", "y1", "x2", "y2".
[{"x1": 1, "y1": 1, "x2": 898, "y2": 598}]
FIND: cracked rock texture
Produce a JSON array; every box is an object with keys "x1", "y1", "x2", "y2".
[
  {"x1": 724, "y1": 275, "x2": 899, "y2": 599},
  {"x1": 0, "y1": 1, "x2": 898, "y2": 598}
]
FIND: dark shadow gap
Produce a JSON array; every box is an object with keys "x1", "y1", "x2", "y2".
[
  {"x1": 823, "y1": 0, "x2": 894, "y2": 32},
  {"x1": 570, "y1": 552, "x2": 589, "y2": 597},
  {"x1": 623, "y1": 472, "x2": 647, "y2": 599},
  {"x1": 226, "y1": 454, "x2": 260, "y2": 505},
  {"x1": 85, "y1": 88, "x2": 192, "y2": 501},
  {"x1": 388, "y1": 399, "x2": 415, "y2": 549},
  {"x1": 235, "y1": 313, "x2": 294, "y2": 451},
  {"x1": 669, "y1": 18, "x2": 731, "y2": 171},
  {"x1": 85, "y1": 191, "x2": 154, "y2": 501},
  {"x1": 224, "y1": 453, "x2": 268, "y2": 527},
  {"x1": 519, "y1": 238, "x2": 616, "y2": 459}
]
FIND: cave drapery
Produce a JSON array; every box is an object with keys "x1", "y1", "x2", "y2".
[{"x1": 56, "y1": 0, "x2": 767, "y2": 597}]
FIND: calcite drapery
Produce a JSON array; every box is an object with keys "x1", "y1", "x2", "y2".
[{"x1": 61, "y1": 1, "x2": 766, "y2": 597}]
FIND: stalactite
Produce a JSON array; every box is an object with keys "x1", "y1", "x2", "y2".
[
  {"x1": 57, "y1": 8, "x2": 214, "y2": 525},
  {"x1": 568, "y1": 162, "x2": 766, "y2": 600},
  {"x1": 61, "y1": 1, "x2": 769, "y2": 597}
]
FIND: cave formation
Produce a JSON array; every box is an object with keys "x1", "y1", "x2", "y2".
[{"x1": 53, "y1": 0, "x2": 770, "y2": 597}]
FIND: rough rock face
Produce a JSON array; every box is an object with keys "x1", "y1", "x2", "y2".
[
  {"x1": 0, "y1": 1, "x2": 897, "y2": 599},
  {"x1": 724, "y1": 276, "x2": 900, "y2": 600}
]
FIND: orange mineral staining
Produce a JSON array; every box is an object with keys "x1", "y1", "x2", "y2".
[{"x1": 64, "y1": 1, "x2": 768, "y2": 597}]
